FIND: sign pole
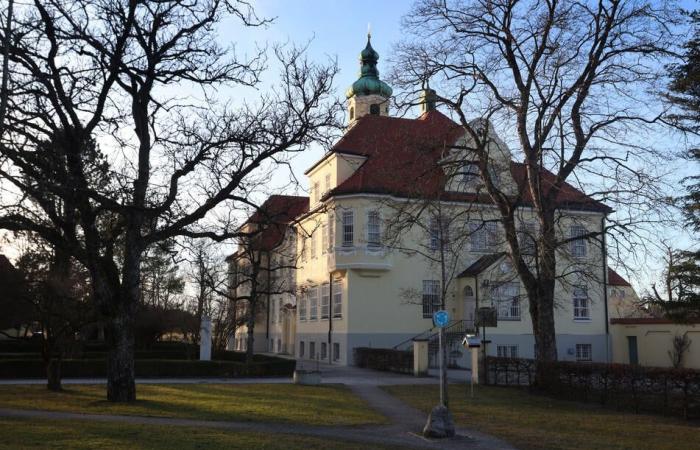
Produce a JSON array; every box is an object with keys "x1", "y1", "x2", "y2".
[{"x1": 439, "y1": 326, "x2": 445, "y2": 406}]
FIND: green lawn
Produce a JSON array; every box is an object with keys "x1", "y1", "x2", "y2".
[
  {"x1": 0, "y1": 417, "x2": 395, "y2": 450},
  {"x1": 0, "y1": 384, "x2": 386, "y2": 426},
  {"x1": 384, "y1": 384, "x2": 700, "y2": 450}
]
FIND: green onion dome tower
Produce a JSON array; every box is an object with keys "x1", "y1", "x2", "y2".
[{"x1": 346, "y1": 33, "x2": 393, "y2": 125}]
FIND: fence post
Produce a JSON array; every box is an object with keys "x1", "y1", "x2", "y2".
[{"x1": 413, "y1": 339, "x2": 429, "y2": 377}]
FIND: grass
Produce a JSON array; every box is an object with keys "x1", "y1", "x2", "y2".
[
  {"x1": 0, "y1": 384, "x2": 386, "y2": 426},
  {"x1": 383, "y1": 384, "x2": 700, "y2": 450},
  {"x1": 0, "y1": 417, "x2": 397, "y2": 450}
]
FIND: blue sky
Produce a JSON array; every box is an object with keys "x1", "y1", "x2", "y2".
[{"x1": 212, "y1": 0, "x2": 698, "y2": 292}]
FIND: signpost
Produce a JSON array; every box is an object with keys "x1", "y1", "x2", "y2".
[{"x1": 432, "y1": 310, "x2": 449, "y2": 407}]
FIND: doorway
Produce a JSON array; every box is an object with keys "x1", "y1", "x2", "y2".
[{"x1": 627, "y1": 336, "x2": 639, "y2": 365}]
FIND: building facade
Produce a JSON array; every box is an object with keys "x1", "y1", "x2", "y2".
[{"x1": 230, "y1": 35, "x2": 618, "y2": 367}]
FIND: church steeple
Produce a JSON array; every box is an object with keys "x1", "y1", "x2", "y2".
[{"x1": 346, "y1": 33, "x2": 392, "y2": 125}]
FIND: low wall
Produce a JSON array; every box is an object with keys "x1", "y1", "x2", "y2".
[{"x1": 610, "y1": 320, "x2": 700, "y2": 369}]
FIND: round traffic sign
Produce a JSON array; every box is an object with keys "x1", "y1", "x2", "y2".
[{"x1": 433, "y1": 310, "x2": 450, "y2": 328}]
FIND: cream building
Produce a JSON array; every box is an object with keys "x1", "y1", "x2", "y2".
[{"x1": 230, "y1": 35, "x2": 617, "y2": 367}]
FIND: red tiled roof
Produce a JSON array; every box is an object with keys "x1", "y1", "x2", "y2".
[
  {"x1": 323, "y1": 111, "x2": 611, "y2": 213},
  {"x1": 248, "y1": 195, "x2": 309, "y2": 224},
  {"x1": 608, "y1": 268, "x2": 632, "y2": 287},
  {"x1": 247, "y1": 195, "x2": 309, "y2": 253}
]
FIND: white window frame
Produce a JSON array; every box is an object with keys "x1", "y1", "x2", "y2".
[
  {"x1": 469, "y1": 221, "x2": 498, "y2": 252},
  {"x1": 332, "y1": 279, "x2": 342, "y2": 318},
  {"x1": 518, "y1": 221, "x2": 537, "y2": 256},
  {"x1": 457, "y1": 162, "x2": 480, "y2": 190},
  {"x1": 299, "y1": 292, "x2": 307, "y2": 322},
  {"x1": 492, "y1": 282, "x2": 520, "y2": 320},
  {"x1": 366, "y1": 210, "x2": 381, "y2": 248},
  {"x1": 309, "y1": 287, "x2": 318, "y2": 321},
  {"x1": 573, "y1": 286, "x2": 590, "y2": 320},
  {"x1": 342, "y1": 210, "x2": 354, "y2": 247},
  {"x1": 576, "y1": 343, "x2": 592, "y2": 361},
  {"x1": 497, "y1": 345, "x2": 519, "y2": 358},
  {"x1": 570, "y1": 225, "x2": 588, "y2": 258},
  {"x1": 310, "y1": 230, "x2": 317, "y2": 258},
  {"x1": 422, "y1": 280, "x2": 441, "y2": 318},
  {"x1": 333, "y1": 342, "x2": 340, "y2": 361},
  {"x1": 328, "y1": 213, "x2": 335, "y2": 253},
  {"x1": 428, "y1": 216, "x2": 440, "y2": 251},
  {"x1": 321, "y1": 283, "x2": 330, "y2": 319}
]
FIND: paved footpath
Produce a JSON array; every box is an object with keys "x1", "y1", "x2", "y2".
[{"x1": 0, "y1": 364, "x2": 516, "y2": 449}]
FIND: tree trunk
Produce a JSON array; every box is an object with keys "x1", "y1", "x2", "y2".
[
  {"x1": 107, "y1": 304, "x2": 136, "y2": 402},
  {"x1": 46, "y1": 357, "x2": 62, "y2": 392},
  {"x1": 527, "y1": 274, "x2": 559, "y2": 389},
  {"x1": 245, "y1": 308, "x2": 256, "y2": 364}
]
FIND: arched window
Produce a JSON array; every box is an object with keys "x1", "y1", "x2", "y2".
[
  {"x1": 349, "y1": 106, "x2": 355, "y2": 120},
  {"x1": 369, "y1": 104, "x2": 380, "y2": 115}
]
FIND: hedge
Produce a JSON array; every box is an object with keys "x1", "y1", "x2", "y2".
[
  {"x1": 486, "y1": 357, "x2": 700, "y2": 420},
  {"x1": 0, "y1": 357, "x2": 296, "y2": 379},
  {"x1": 353, "y1": 347, "x2": 413, "y2": 374}
]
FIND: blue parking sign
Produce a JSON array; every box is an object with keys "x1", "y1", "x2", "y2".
[{"x1": 433, "y1": 310, "x2": 449, "y2": 328}]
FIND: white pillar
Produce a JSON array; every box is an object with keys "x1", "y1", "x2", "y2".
[
  {"x1": 471, "y1": 347, "x2": 479, "y2": 384},
  {"x1": 199, "y1": 315, "x2": 212, "y2": 361}
]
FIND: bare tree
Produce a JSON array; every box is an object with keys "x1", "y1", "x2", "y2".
[
  {"x1": 229, "y1": 202, "x2": 302, "y2": 363},
  {"x1": 391, "y1": 0, "x2": 683, "y2": 384},
  {"x1": 0, "y1": 0, "x2": 339, "y2": 401}
]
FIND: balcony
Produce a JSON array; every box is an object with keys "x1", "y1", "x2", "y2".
[{"x1": 327, "y1": 244, "x2": 392, "y2": 272}]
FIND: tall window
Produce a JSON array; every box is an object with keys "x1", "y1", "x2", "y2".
[
  {"x1": 458, "y1": 162, "x2": 480, "y2": 189},
  {"x1": 313, "y1": 181, "x2": 320, "y2": 203},
  {"x1": 309, "y1": 287, "x2": 318, "y2": 320},
  {"x1": 492, "y1": 282, "x2": 520, "y2": 320},
  {"x1": 469, "y1": 221, "x2": 498, "y2": 252},
  {"x1": 332, "y1": 279, "x2": 342, "y2": 318},
  {"x1": 301, "y1": 236, "x2": 308, "y2": 262},
  {"x1": 367, "y1": 210, "x2": 381, "y2": 248},
  {"x1": 342, "y1": 210, "x2": 354, "y2": 247},
  {"x1": 333, "y1": 343, "x2": 340, "y2": 361},
  {"x1": 576, "y1": 344, "x2": 592, "y2": 361},
  {"x1": 422, "y1": 280, "x2": 441, "y2": 318},
  {"x1": 570, "y1": 225, "x2": 587, "y2": 258},
  {"x1": 321, "y1": 283, "x2": 330, "y2": 319},
  {"x1": 573, "y1": 286, "x2": 590, "y2": 320},
  {"x1": 497, "y1": 345, "x2": 518, "y2": 358},
  {"x1": 310, "y1": 230, "x2": 317, "y2": 258},
  {"x1": 321, "y1": 222, "x2": 328, "y2": 255},
  {"x1": 328, "y1": 213, "x2": 334, "y2": 252},
  {"x1": 428, "y1": 216, "x2": 440, "y2": 251},
  {"x1": 321, "y1": 342, "x2": 327, "y2": 360},
  {"x1": 299, "y1": 341, "x2": 305, "y2": 358},
  {"x1": 518, "y1": 222, "x2": 537, "y2": 255},
  {"x1": 324, "y1": 174, "x2": 331, "y2": 195},
  {"x1": 310, "y1": 342, "x2": 316, "y2": 359},
  {"x1": 299, "y1": 293, "x2": 307, "y2": 321}
]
